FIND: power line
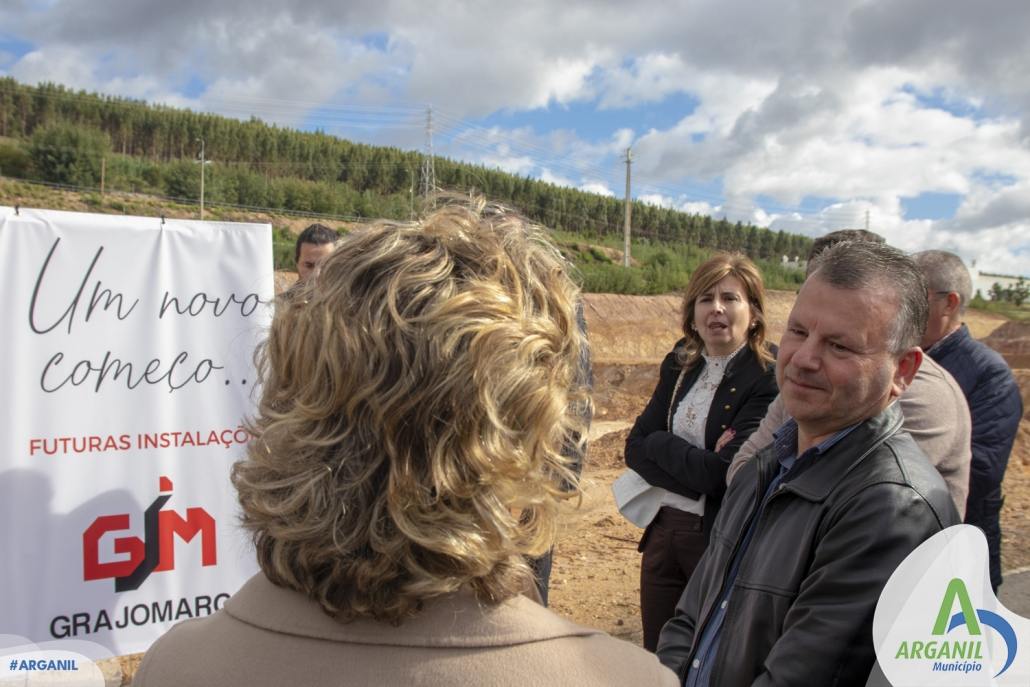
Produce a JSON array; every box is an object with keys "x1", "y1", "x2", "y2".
[
  {"x1": 623, "y1": 147, "x2": 632, "y2": 267},
  {"x1": 420, "y1": 105, "x2": 436, "y2": 199}
]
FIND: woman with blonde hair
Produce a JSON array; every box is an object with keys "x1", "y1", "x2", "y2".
[
  {"x1": 624, "y1": 253, "x2": 777, "y2": 652},
  {"x1": 137, "y1": 202, "x2": 676, "y2": 687}
]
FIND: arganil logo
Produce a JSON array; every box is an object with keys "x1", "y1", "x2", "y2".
[
  {"x1": 874, "y1": 525, "x2": 1030, "y2": 686},
  {"x1": 83, "y1": 476, "x2": 217, "y2": 591}
]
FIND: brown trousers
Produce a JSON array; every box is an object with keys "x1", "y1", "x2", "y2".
[{"x1": 639, "y1": 507, "x2": 707, "y2": 652}]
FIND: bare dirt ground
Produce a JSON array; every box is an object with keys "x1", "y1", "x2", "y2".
[{"x1": 549, "y1": 291, "x2": 1030, "y2": 647}]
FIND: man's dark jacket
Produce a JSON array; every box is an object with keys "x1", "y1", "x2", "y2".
[
  {"x1": 625, "y1": 340, "x2": 778, "y2": 542},
  {"x1": 927, "y1": 324, "x2": 1022, "y2": 588},
  {"x1": 656, "y1": 403, "x2": 960, "y2": 686}
]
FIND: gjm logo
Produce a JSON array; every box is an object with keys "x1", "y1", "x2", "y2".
[{"x1": 82, "y1": 476, "x2": 217, "y2": 591}]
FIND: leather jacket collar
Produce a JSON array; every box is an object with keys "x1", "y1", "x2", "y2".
[{"x1": 762, "y1": 402, "x2": 905, "y2": 503}]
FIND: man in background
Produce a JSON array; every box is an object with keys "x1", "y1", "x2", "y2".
[
  {"x1": 294, "y1": 223, "x2": 338, "y2": 283},
  {"x1": 913, "y1": 249, "x2": 1023, "y2": 591}
]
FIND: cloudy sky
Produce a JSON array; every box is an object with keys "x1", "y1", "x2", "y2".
[{"x1": 1, "y1": 0, "x2": 1028, "y2": 275}]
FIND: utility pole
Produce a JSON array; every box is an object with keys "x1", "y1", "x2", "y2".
[
  {"x1": 100, "y1": 156, "x2": 106, "y2": 196},
  {"x1": 865, "y1": 208, "x2": 870, "y2": 231},
  {"x1": 420, "y1": 106, "x2": 436, "y2": 204},
  {"x1": 623, "y1": 147, "x2": 633, "y2": 268},
  {"x1": 409, "y1": 167, "x2": 415, "y2": 219},
  {"x1": 197, "y1": 137, "x2": 206, "y2": 220}
]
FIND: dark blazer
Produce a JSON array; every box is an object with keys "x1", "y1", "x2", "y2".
[
  {"x1": 927, "y1": 324, "x2": 1023, "y2": 522},
  {"x1": 927, "y1": 323, "x2": 1022, "y2": 589},
  {"x1": 624, "y1": 339, "x2": 778, "y2": 540}
]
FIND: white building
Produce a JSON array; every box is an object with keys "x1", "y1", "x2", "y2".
[{"x1": 969, "y1": 261, "x2": 1027, "y2": 299}]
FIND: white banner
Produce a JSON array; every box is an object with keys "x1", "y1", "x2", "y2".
[{"x1": 0, "y1": 207, "x2": 271, "y2": 656}]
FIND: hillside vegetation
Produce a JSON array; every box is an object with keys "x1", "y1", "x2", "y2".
[
  {"x1": 1, "y1": 176, "x2": 808, "y2": 294},
  {"x1": 0, "y1": 78, "x2": 813, "y2": 293}
]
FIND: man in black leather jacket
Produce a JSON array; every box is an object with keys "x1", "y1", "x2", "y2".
[{"x1": 656, "y1": 242, "x2": 960, "y2": 687}]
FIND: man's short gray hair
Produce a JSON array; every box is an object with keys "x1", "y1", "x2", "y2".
[
  {"x1": 808, "y1": 241, "x2": 928, "y2": 355},
  {"x1": 807, "y1": 229, "x2": 885, "y2": 266},
  {"x1": 911, "y1": 250, "x2": 973, "y2": 313}
]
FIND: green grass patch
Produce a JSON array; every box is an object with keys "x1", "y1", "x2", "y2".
[
  {"x1": 3, "y1": 177, "x2": 807, "y2": 292},
  {"x1": 968, "y1": 297, "x2": 1030, "y2": 321},
  {"x1": 553, "y1": 230, "x2": 805, "y2": 295}
]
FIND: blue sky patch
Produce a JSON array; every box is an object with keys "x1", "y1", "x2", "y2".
[
  {"x1": 901, "y1": 191, "x2": 963, "y2": 220},
  {"x1": 0, "y1": 34, "x2": 34, "y2": 67},
  {"x1": 479, "y1": 91, "x2": 700, "y2": 143},
  {"x1": 360, "y1": 32, "x2": 390, "y2": 52},
  {"x1": 634, "y1": 174, "x2": 724, "y2": 206},
  {"x1": 760, "y1": 194, "x2": 840, "y2": 215},
  {"x1": 900, "y1": 84, "x2": 989, "y2": 122},
  {"x1": 182, "y1": 75, "x2": 206, "y2": 99},
  {"x1": 971, "y1": 170, "x2": 1018, "y2": 189}
]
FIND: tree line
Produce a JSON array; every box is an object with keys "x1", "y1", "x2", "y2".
[
  {"x1": 985, "y1": 279, "x2": 1028, "y2": 307},
  {"x1": 0, "y1": 77, "x2": 813, "y2": 259}
]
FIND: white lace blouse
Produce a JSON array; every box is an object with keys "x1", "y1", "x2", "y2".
[{"x1": 660, "y1": 343, "x2": 745, "y2": 515}]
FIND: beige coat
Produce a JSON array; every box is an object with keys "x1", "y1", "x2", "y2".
[{"x1": 135, "y1": 573, "x2": 677, "y2": 687}]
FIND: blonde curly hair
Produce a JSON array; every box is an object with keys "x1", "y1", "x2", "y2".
[{"x1": 234, "y1": 201, "x2": 590, "y2": 624}]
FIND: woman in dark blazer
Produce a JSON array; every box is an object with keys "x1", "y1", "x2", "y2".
[{"x1": 625, "y1": 253, "x2": 777, "y2": 651}]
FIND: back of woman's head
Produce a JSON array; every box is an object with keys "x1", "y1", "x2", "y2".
[{"x1": 234, "y1": 201, "x2": 590, "y2": 624}]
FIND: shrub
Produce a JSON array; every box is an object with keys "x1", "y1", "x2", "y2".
[
  {"x1": 0, "y1": 143, "x2": 32, "y2": 178},
  {"x1": 162, "y1": 160, "x2": 199, "y2": 200},
  {"x1": 29, "y1": 123, "x2": 111, "y2": 187}
]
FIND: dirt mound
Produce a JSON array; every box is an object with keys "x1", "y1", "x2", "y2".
[
  {"x1": 1015, "y1": 370, "x2": 1030, "y2": 420},
  {"x1": 984, "y1": 321, "x2": 1030, "y2": 369},
  {"x1": 964, "y1": 309, "x2": 1010, "y2": 340},
  {"x1": 583, "y1": 289, "x2": 868, "y2": 364},
  {"x1": 582, "y1": 294, "x2": 682, "y2": 363},
  {"x1": 583, "y1": 291, "x2": 1009, "y2": 365},
  {"x1": 586, "y1": 428, "x2": 632, "y2": 470},
  {"x1": 592, "y1": 362, "x2": 660, "y2": 421},
  {"x1": 1015, "y1": 421, "x2": 1030, "y2": 467}
]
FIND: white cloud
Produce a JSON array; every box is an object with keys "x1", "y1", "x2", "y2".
[
  {"x1": 442, "y1": 124, "x2": 628, "y2": 193},
  {"x1": 539, "y1": 169, "x2": 576, "y2": 188},
  {"x1": 596, "y1": 53, "x2": 692, "y2": 109},
  {"x1": 3, "y1": 0, "x2": 1030, "y2": 272},
  {"x1": 638, "y1": 193, "x2": 669, "y2": 207},
  {"x1": 580, "y1": 181, "x2": 613, "y2": 196},
  {"x1": 680, "y1": 200, "x2": 720, "y2": 217},
  {"x1": 11, "y1": 47, "x2": 95, "y2": 89},
  {"x1": 637, "y1": 193, "x2": 722, "y2": 219}
]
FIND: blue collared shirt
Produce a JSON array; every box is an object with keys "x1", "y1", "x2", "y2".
[{"x1": 683, "y1": 419, "x2": 857, "y2": 687}]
